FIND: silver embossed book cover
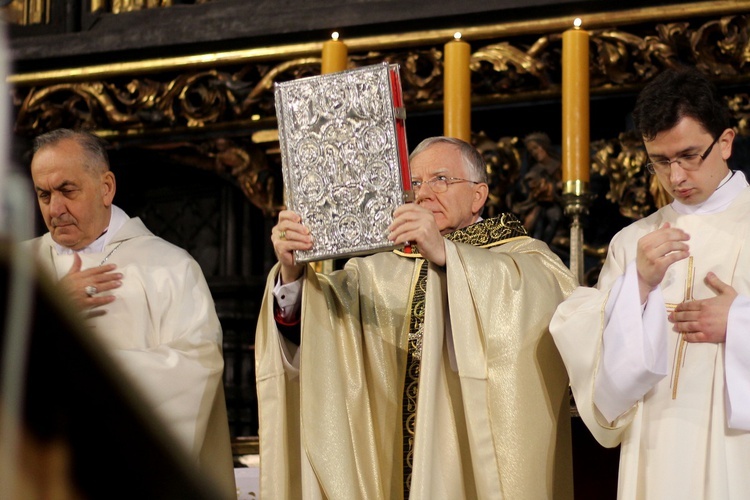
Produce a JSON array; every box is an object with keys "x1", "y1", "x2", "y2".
[{"x1": 275, "y1": 62, "x2": 411, "y2": 263}]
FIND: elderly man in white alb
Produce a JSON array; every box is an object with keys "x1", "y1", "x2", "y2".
[
  {"x1": 551, "y1": 68, "x2": 750, "y2": 499},
  {"x1": 28, "y1": 128, "x2": 235, "y2": 498},
  {"x1": 256, "y1": 136, "x2": 577, "y2": 499}
]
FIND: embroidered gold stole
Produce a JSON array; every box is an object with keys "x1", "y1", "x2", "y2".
[{"x1": 398, "y1": 213, "x2": 528, "y2": 495}]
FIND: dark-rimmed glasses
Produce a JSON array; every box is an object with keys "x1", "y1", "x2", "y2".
[{"x1": 646, "y1": 136, "x2": 719, "y2": 174}]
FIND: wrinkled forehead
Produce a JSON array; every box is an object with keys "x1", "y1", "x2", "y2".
[
  {"x1": 410, "y1": 143, "x2": 467, "y2": 179},
  {"x1": 32, "y1": 152, "x2": 103, "y2": 194}
]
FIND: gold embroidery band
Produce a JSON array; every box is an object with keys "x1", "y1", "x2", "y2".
[
  {"x1": 402, "y1": 260, "x2": 427, "y2": 497},
  {"x1": 393, "y1": 213, "x2": 529, "y2": 258}
]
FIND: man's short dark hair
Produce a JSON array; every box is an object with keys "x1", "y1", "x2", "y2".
[
  {"x1": 33, "y1": 129, "x2": 110, "y2": 173},
  {"x1": 632, "y1": 68, "x2": 731, "y2": 141}
]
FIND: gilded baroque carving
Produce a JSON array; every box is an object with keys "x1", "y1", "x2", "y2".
[
  {"x1": 692, "y1": 16, "x2": 750, "y2": 76},
  {"x1": 465, "y1": 16, "x2": 749, "y2": 95},
  {"x1": 590, "y1": 132, "x2": 653, "y2": 219},
  {"x1": 11, "y1": 12, "x2": 750, "y2": 224},
  {"x1": 350, "y1": 49, "x2": 444, "y2": 104},
  {"x1": 471, "y1": 40, "x2": 551, "y2": 93},
  {"x1": 14, "y1": 60, "x2": 321, "y2": 133},
  {"x1": 112, "y1": 0, "x2": 173, "y2": 14},
  {"x1": 727, "y1": 93, "x2": 750, "y2": 136},
  {"x1": 397, "y1": 49, "x2": 443, "y2": 103},
  {"x1": 474, "y1": 132, "x2": 523, "y2": 217},
  {"x1": 15, "y1": 15, "x2": 750, "y2": 135},
  {"x1": 16, "y1": 82, "x2": 140, "y2": 132}
]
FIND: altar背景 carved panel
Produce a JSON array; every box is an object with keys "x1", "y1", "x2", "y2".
[
  {"x1": 12, "y1": 11, "x2": 750, "y2": 227},
  {"x1": 13, "y1": 14, "x2": 750, "y2": 134}
]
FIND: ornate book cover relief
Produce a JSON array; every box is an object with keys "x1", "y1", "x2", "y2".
[{"x1": 275, "y1": 62, "x2": 411, "y2": 263}]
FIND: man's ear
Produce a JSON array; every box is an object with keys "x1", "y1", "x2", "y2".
[
  {"x1": 472, "y1": 182, "x2": 489, "y2": 215},
  {"x1": 101, "y1": 171, "x2": 116, "y2": 207},
  {"x1": 719, "y1": 127, "x2": 735, "y2": 161}
]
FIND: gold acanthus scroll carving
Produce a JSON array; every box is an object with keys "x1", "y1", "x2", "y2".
[
  {"x1": 9, "y1": 14, "x2": 750, "y2": 222},
  {"x1": 591, "y1": 132, "x2": 653, "y2": 220},
  {"x1": 14, "y1": 16, "x2": 750, "y2": 134}
]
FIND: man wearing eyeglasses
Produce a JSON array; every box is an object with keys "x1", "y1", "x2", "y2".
[
  {"x1": 551, "y1": 68, "x2": 750, "y2": 498},
  {"x1": 257, "y1": 136, "x2": 577, "y2": 499}
]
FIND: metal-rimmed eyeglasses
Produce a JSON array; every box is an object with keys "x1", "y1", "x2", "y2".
[
  {"x1": 411, "y1": 175, "x2": 479, "y2": 193},
  {"x1": 645, "y1": 136, "x2": 719, "y2": 174}
]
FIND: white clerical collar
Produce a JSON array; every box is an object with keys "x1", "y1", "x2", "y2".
[
  {"x1": 671, "y1": 170, "x2": 748, "y2": 215},
  {"x1": 54, "y1": 205, "x2": 129, "y2": 255}
]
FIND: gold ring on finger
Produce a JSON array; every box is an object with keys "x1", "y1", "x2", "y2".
[{"x1": 279, "y1": 230, "x2": 286, "y2": 240}]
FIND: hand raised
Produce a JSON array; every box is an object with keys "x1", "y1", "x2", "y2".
[
  {"x1": 668, "y1": 272, "x2": 737, "y2": 343},
  {"x1": 388, "y1": 204, "x2": 446, "y2": 266},
  {"x1": 271, "y1": 210, "x2": 312, "y2": 283},
  {"x1": 636, "y1": 222, "x2": 690, "y2": 302},
  {"x1": 59, "y1": 253, "x2": 122, "y2": 314}
]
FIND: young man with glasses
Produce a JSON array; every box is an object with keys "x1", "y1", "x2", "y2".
[
  {"x1": 257, "y1": 136, "x2": 577, "y2": 499},
  {"x1": 551, "y1": 68, "x2": 750, "y2": 498}
]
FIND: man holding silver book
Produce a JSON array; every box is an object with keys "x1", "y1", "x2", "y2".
[{"x1": 256, "y1": 136, "x2": 577, "y2": 499}]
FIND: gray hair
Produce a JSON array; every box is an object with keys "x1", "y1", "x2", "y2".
[
  {"x1": 410, "y1": 136, "x2": 488, "y2": 183},
  {"x1": 33, "y1": 129, "x2": 110, "y2": 174}
]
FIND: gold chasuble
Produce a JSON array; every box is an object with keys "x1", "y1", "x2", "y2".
[{"x1": 256, "y1": 215, "x2": 577, "y2": 499}]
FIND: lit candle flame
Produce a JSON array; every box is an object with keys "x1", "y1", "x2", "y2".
[
  {"x1": 444, "y1": 31, "x2": 471, "y2": 141},
  {"x1": 322, "y1": 31, "x2": 347, "y2": 74},
  {"x1": 573, "y1": 18, "x2": 582, "y2": 28}
]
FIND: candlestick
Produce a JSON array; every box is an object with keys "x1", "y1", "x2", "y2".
[
  {"x1": 561, "y1": 18, "x2": 592, "y2": 285},
  {"x1": 321, "y1": 32, "x2": 348, "y2": 75},
  {"x1": 562, "y1": 18, "x2": 590, "y2": 192},
  {"x1": 444, "y1": 32, "x2": 471, "y2": 142}
]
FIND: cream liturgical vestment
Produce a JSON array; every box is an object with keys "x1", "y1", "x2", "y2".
[
  {"x1": 31, "y1": 215, "x2": 235, "y2": 499},
  {"x1": 256, "y1": 216, "x2": 578, "y2": 500},
  {"x1": 551, "y1": 177, "x2": 750, "y2": 499}
]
